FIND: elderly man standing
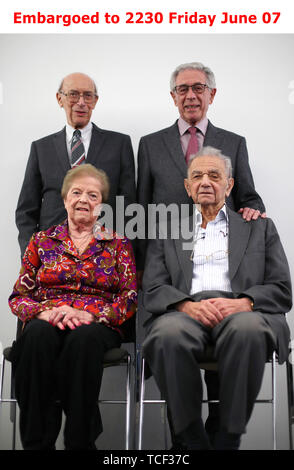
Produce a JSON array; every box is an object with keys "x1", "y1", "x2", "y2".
[
  {"x1": 142, "y1": 147, "x2": 292, "y2": 450},
  {"x1": 16, "y1": 72, "x2": 136, "y2": 257}
]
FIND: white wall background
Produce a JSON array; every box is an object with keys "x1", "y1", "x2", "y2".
[{"x1": 0, "y1": 33, "x2": 294, "y2": 450}]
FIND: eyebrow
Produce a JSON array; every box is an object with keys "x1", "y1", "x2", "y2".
[
  {"x1": 191, "y1": 168, "x2": 221, "y2": 175},
  {"x1": 71, "y1": 186, "x2": 99, "y2": 192},
  {"x1": 177, "y1": 81, "x2": 204, "y2": 86}
]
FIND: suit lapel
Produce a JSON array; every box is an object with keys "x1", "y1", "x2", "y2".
[
  {"x1": 174, "y1": 215, "x2": 194, "y2": 292},
  {"x1": 228, "y1": 208, "x2": 251, "y2": 281},
  {"x1": 86, "y1": 124, "x2": 106, "y2": 165},
  {"x1": 163, "y1": 122, "x2": 187, "y2": 178},
  {"x1": 53, "y1": 128, "x2": 71, "y2": 173},
  {"x1": 203, "y1": 120, "x2": 223, "y2": 148}
]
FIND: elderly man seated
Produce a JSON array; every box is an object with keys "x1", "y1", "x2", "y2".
[{"x1": 142, "y1": 147, "x2": 292, "y2": 450}]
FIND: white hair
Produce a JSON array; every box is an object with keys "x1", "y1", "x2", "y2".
[
  {"x1": 188, "y1": 146, "x2": 233, "y2": 178},
  {"x1": 170, "y1": 62, "x2": 216, "y2": 91}
]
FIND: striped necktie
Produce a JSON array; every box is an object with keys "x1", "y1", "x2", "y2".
[{"x1": 70, "y1": 129, "x2": 86, "y2": 167}]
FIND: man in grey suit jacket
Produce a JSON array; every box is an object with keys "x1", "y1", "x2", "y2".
[
  {"x1": 16, "y1": 72, "x2": 136, "y2": 257},
  {"x1": 137, "y1": 62, "x2": 265, "y2": 271},
  {"x1": 142, "y1": 147, "x2": 292, "y2": 449}
]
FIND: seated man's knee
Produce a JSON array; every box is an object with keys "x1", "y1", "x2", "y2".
[
  {"x1": 224, "y1": 312, "x2": 268, "y2": 344},
  {"x1": 143, "y1": 312, "x2": 205, "y2": 356},
  {"x1": 146, "y1": 313, "x2": 187, "y2": 343}
]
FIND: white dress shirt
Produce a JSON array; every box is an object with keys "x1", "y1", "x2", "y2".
[
  {"x1": 190, "y1": 204, "x2": 232, "y2": 294},
  {"x1": 65, "y1": 121, "x2": 93, "y2": 162}
]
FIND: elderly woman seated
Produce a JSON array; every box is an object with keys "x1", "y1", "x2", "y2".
[{"x1": 9, "y1": 164, "x2": 137, "y2": 450}]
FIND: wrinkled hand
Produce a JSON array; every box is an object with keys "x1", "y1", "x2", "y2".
[
  {"x1": 238, "y1": 207, "x2": 266, "y2": 221},
  {"x1": 176, "y1": 299, "x2": 224, "y2": 328},
  {"x1": 37, "y1": 305, "x2": 95, "y2": 330},
  {"x1": 177, "y1": 297, "x2": 253, "y2": 327},
  {"x1": 208, "y1": 297, "x2": 252, "y2": 318}
]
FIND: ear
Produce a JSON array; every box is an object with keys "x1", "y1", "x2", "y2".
[
  {"x1": 170, "y1": 90, "x2": 178, "y2": 106},
  {"x1": 225, "y1": 177, "x2": 234, "y2": 197},
  {"x1": 209, "y1": 88, "x2": 217, "y2": 105},
  {"x1": 91, "y1": 94, "x2": 99, "y2": 109},
  {"x1": 184, "y1": 178, "x2": 191, "y2": 198},
  {"x1": 56, "y1": 92, "x2": 63, "y2": 108}
]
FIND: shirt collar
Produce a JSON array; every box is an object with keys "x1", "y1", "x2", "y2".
[
  {"x1": 46, "y1": 219, "x2": 116, "y2": 259},
  {"x1": 65, "y1": 121, "x2": 93, "y2": 144},
  {"x1": 47, "y1": 219, "x2": 115, "y2": 242},
  {"x1": 194, "y1": 203, "x2": 228, "y2": 228},
  {"x1": 178, "y1": 116, "x2": 209, "y2": 137}
]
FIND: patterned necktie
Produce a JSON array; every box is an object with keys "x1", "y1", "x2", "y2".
[
  {"x1": 185, "y1": 127, "x2": 199, "y2": 164},
  {"x1": 70, "y1": 129, "x2": 86, "y2": 167}
]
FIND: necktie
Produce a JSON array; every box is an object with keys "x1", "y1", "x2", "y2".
[
  {"x1": 70, "y1": 129, "x2": 86, "y2": 167},
  {"x1": 185, "y1": 127, "x2": 199, "y2": 164}
]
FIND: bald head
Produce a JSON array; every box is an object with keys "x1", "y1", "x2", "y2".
[
  {"x1": 56, "y1": 72, "x2": 98, "y2": 129},
  {"x1": 58, "y1": 73, "x2": 98, "y2": 95}
]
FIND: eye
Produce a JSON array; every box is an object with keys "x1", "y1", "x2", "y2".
[
  {"x1": 176, "y1": 85, "x2": 188, "y2": 95},
  {"x1": 208, "y1": 173, "x2": 220, "y2": 181}
]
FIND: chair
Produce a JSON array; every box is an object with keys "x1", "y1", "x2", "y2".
[
  {"x1": 0, "y1": 326, "x2": 135, "y2": 450},
  {"x1": 138, "y1": 347, "x2": 294, "y2": 450}
]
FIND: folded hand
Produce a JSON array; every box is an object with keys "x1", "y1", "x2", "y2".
[{"x1": 37, "y1": 305, "x2": 95, "y2": 330}]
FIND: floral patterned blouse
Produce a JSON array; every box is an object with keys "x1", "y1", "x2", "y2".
[{"x1": 9, "y1": 221, "x2": 137, "y2": 332}]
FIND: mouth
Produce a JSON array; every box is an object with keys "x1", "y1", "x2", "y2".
[
  {"x1": 76, "y1": 207, "x2": 89, "y2": 212},
  {"x1": 184, "y1": 105, "x2": 200, "y2": 111},
  {"x1": 74, "y1": 110, "x2": 87, "y2": 116}
]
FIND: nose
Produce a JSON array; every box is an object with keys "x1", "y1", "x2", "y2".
[
  {"x1": 79, "y1": 192, "x2": 88, "y2": 202},
  {"x1": 76, "y1": 93, "x2": 87, "y2": 105},
  {"x1": 186, "y1": 85, "x2": 197, "y2": 99},
  {"x1": 200, "y1": 174, "x2": 211, "y2": 186}
]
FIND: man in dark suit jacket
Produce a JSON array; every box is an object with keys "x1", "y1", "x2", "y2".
[
  {"x1": 142, "y1": 148, "x2": 292, "y2": 449},
  {"x1": 16, "y1": 72, "x2": 136, "y2": 257},
  {"x1": 137, "y1": 62, "x2": 265, "y2": 270}
]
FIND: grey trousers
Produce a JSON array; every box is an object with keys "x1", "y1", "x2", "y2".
[{"x1": 143, "y1": 309, "x2": 276, "y2": 436}]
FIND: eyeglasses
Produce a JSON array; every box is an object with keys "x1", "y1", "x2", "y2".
[
  {"x1": 59, "y1": 90, "x2": 97, "y2": 104},
  {"x1": 174, "y1": 83, "x2": 210, "y2": 96},
  {"x1": 190, "y1": 216, "x2": 229, "y2": 261},
  {"x1": 193, "y1": 250, "x2": 229, "y2": 265}
]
